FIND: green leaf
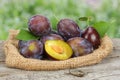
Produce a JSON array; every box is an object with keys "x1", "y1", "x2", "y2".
[
  {"x1": 16, "y1": 29, "x2": 39, "y2": 41},
  {"x1": 79, "y1": 17, "x2": 92, "y2": 21},
  {"x1": 93, "y1": 21, "x2": 109, "y2": 38}
]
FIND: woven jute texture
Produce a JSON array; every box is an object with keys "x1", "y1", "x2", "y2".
[{"x1": 4, "y1": 30, "x2": 113, "y2": 71}]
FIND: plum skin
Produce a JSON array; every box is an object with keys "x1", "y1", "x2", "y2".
[
  {"x1": 41, "y1": 33, "x2": 64, "y2": 44},
  {"x1": 18, "y1": 40, "x2": 43, "y2": 59},
  {"x1": 28, "y1": 15, "x2": 51, "y2": 36},
  {"x1": 67, "y1": 37, "x2": 93, "y2": 57},
  {"x1": 57, "y1": 19, "x2": 81, "y2": 40},
  {"x1": 81, "y1": 27, "x2": 100, "y2": 49}
]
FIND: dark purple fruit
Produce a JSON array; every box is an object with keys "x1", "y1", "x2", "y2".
[
  {"x1": 18, "y1": 40, "x2": 43, "y2": 59},
  {"x1": 41, "y1": 33, "x2": 64, "y2": 44},
  {"x1": 67, "y1": 37, "x2": 93, "y2": 57},
  {"x1": 28, "y1": 15, "x2": 51, "y2": 36},
  {"x1": 81, "y1": 27, "x2": 100, "y2": 49},
  {"x1": 57, "y1": 19, "x2": 81, "y2": 40}
]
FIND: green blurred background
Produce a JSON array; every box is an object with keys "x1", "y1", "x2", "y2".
[{"x1": 0, "y1": 0, "x2": 120, "y2": 40}]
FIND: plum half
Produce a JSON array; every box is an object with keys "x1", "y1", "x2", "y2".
[
  {"x1": 67, "y1": 37, "x2": 93, "y2": 57},
  {"x1": 40, "y1": 33, "x2": 64, "y2": 59},
  {"x1": 45, "y1": 40, "x2": 73, "y2": 60}
]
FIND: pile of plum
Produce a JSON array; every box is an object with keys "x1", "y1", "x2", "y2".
[{"x1": 18, "y1": 15, "x2": 100, "y2": 60}]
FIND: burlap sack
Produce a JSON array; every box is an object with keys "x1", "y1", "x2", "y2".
[{"x1": 4, "y1": 30, "x2": 113, "y2": 71}]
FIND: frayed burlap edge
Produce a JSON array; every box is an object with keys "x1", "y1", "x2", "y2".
[{"x1": 3, "y1": 30, "x2": 113, "y2": 71}]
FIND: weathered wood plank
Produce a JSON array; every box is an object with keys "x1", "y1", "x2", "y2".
[
  {"x1": 0, "y1": 41, "x2": 5, "y2": 62},
  {"x1": 0, "y1": 39, "x2": 120, "y2": 80}
]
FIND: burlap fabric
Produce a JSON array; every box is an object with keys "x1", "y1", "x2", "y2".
[{"x1": 4, "y1": 30, "x2": 113, "y2": 71}]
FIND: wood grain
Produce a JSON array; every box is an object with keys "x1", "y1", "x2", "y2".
[{"x1": 0, "y1": 39, "x2": 120, "y2": 80}]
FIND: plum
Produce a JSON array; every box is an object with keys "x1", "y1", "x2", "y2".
[
  {"x1": 57, "y1": 19, "x2": 81, "y2": 40},
  {"x1": 67, "y1": 37, "x2": 93, "y2": 57},
  {"x1": 81, "y1": 27, "x2": 100, "y2": 49},
  {"x1": 28, "y1": 15, "x2": 51, "y2": 36},
  {"x1": 45, "y1": 40, "x2": 73, "y2": 60},
  {"x1": 18, "y1": 40, "x2": 43, "y2": 59},
  {"x1": 41, "y1": 33, "x2": 64, "y2": 44}
]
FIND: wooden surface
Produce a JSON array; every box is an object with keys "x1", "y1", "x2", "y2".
[{"x1": 0, "y1": 39, "x2": 120, "y2": 80}]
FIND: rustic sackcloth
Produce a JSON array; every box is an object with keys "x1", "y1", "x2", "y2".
[{"x1": 4, "y1": 30, "x2": 113, "y2": 71}]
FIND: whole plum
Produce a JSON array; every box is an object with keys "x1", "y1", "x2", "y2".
[
  {"x1": 81, "y1": 27, "x2": 100, "y2": 49},
  {"x1": 28, "y1": 15, "x2": 51, "y2": 36},
  {"x1": 57, "y1": 19, "x2": 81, "y2": 40},
  {"x1": 41, "y1": 33, "x2": 64, "y2": 44},
  {"x1": 67, "y1": 37, "x2": 93, "y2": 57},
  {"x1": 18, "y1": 40, "x2": 43, "y2": 59}
]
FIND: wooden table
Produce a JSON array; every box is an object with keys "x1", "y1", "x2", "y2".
[{"x1": 0, "y1": 39, "x2": 120, "y2": 80}]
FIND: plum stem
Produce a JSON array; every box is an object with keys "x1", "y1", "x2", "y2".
[
  {"x1": 53, "y1": 13, "x2": 59, "y2": 21},
  {"x1": 87, "y1": 17, "x2": 91, "y2": 26}
]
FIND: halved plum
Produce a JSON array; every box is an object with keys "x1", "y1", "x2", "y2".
[{"x1": 45, "y1": 40, "x2": 73, "y2": 60}]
